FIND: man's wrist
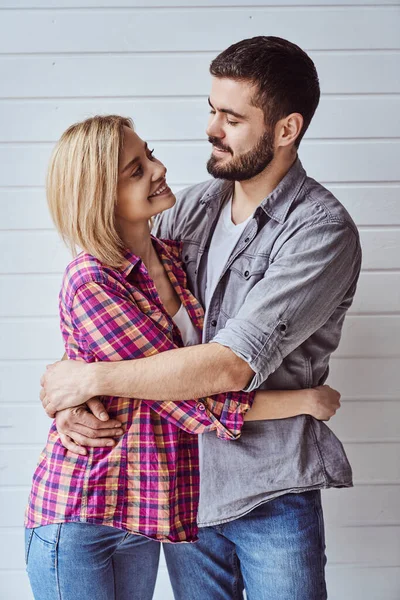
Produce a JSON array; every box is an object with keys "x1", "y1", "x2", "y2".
[{"x1": 86, "y1": 362, "x2": 104, "y2": 397}]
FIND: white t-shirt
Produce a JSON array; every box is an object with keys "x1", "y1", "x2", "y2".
[
  {"x1": 172, "y1": 303, "x2": 201, "y2": 347},
  {"x1": 204, "y1": 196, "x2": 252, "y2": 311}
]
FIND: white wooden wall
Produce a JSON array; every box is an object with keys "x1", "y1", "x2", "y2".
[{"x1": 0, "y1": 1, "x2": 399, "y2": 598}]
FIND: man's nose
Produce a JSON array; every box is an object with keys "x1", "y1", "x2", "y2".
[{"x1": 206, "y1": 115, "x2": 224, "y2": 139}]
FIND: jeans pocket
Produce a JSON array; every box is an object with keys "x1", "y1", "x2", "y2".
[
  {"x1": 32, "y1": 523, "x2": 62, "y2": 546},
  {"x1": 24, "y1": 528, "x2": 34, "y2": 566}
]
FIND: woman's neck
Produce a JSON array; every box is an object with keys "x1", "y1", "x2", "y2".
[{"x1": 118, "y1": 219, "x2": 158, "y2": 269}]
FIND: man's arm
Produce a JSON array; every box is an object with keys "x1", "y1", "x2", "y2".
[{"x1": 43, "y1": 220, "x2": 360, "y2": 405}]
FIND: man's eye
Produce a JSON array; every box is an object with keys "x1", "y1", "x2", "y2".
[{"x1": 226, "y1": 118, "x2": 239, "y2": 126}]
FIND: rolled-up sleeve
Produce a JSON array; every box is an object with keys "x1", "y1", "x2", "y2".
[{"x1": 211, "y1": 221, "x2": 362, "y2": 392}]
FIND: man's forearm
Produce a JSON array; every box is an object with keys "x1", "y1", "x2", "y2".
[{"x1": 89, "y1": 343, "x2": 254, "y2": 401}]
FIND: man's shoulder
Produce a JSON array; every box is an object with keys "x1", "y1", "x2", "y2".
[{"x1": 297, "y1": 176, "x2": 359, "y2": 239}]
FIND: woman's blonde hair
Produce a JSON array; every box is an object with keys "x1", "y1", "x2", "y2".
[{"x1": 47, "y1": 114, "x2": 134, "y2": 268}]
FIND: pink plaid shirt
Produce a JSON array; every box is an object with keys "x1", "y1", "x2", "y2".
[{"x1": 25, "y1": 237, "x2": 254, "y2": 542}]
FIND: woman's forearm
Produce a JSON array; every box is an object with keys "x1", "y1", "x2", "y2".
[{"x1": 244, "y1": 388, "x2": 312, "y2": 421}]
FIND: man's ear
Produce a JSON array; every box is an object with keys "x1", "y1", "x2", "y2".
[{"x1": 275, "y1": 113, "x2": 304, "y2": 148}]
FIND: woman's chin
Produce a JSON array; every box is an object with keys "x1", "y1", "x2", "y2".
[{"x1": 150, "y1": 191, "x2": 176, "y2": 214}]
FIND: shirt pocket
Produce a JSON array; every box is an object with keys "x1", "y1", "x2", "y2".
[{"x1": 221, "y1": 253, "x2": 269, "y2": 318}]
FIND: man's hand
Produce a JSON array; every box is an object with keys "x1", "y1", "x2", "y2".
[
  {"x1": 55, "y1": 402, "x2": 124, "y2": 456},
  {"x1": 41, "y1": 360, "x2": 96, "y2": 417}
]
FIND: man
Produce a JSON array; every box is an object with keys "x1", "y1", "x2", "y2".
[{"x1": 41, "y1": 37, "x2": 361, "y2": 599}]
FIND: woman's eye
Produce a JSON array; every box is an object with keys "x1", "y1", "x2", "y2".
[
  {"x1": 131, "y1": 166, "x2": 143, "y2": 178},
  {"x1": 147, "y1": 148, "x2": 156, "y2": 160},
  {"x1": 209, "y1": 110, "x2": 216, "y2": 115}
]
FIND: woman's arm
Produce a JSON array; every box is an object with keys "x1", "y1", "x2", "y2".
[
  {"x1": 50, "y1": 280, "x2": 254, "y2": 441},
  {"x1": 245, "y1": 385, "x2": 341, "y2": 422}
]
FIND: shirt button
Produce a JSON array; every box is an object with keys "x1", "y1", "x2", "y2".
[
  {"x1": 197, "y1": 402, "x2": 206, "y2": 412},
  {"x1": 211, "y1": 319, "x2": 217, "y2": 327},
  {"x1": 184, "y1": 254, "x2": 189, "y2": 261},
  {"x1": 280, "y1": 323, "x2": 287, "y2": 332},
  {"x1": 244, "y1": 270, "x2": 250, "y2": 278},
  {"x1": 244, "y1": 237, "x2": 249, "y2": 243}
]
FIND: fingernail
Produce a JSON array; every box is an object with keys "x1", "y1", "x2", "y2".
[
  {"x1": 115, "y1": 429, "x2": 123, "y2": 436},
  {"x1": 80, "y1": 450, "x2": 87, "y2": 455},
  {"x1": 114, "y1": 423, "x2": 121, "y2": 428},
  {"x1": 100, "y1": 412, "x2": 108, "y2": 421},
  {"x1": 106, "y1": 441, "x2": 115, "y2": 447}
]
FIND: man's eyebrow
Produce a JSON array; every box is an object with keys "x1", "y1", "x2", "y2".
[
  {"x1": 208, "y1": 97, "x2": 247, "y2": 120},
  {"x1": 121, "y1": 142, "x2": 148, "y2": 174}
]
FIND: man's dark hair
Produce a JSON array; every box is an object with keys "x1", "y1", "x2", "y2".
[{"x1": 210, "y1": 36, "x2": 320, "y2": 148}]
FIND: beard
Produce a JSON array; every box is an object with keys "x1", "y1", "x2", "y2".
[{"x1": 206, "y1": 130, "x2": 275, "y2": 181}]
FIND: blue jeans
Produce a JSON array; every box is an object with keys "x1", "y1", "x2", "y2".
[
  {"x1": 25, "y1": 522, "x2": 160, "y2": 600},
  {"x1": 164, "y1": 490, "x2": 327, "y2": 600}
]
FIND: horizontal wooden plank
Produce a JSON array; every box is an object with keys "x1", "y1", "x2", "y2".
[
  {"x1": 0, "y1": 318, "x2": 64, "y2": 359},
  {"x1": 3, "y1": 442, "x2": 399, "y2": 487},
  {"x1": 329, "y1": 401, "x2": 400, "y2": 442},
  {"x1": 0, "y1": 231, "x2": 71, "y2": 274},
  {"x1": 0, "y1": 96, "x2": 399, "y2": 143},
  {"x1": 345, "y1": 443, "x2": 400, "y2": 484},
  {"x1": 336, "y1": 315, "x2": 400, "y2": 358},
  {"x1": 325, "y1": 566, "x2": 400, "y2": 600},
  {"x1": 1, "y1": 53, "x2": 399, "y2": 98},
  {"x1": 1, "y1": 141, "x2": 399, "y2": 189},
  {"x1": 1, "y1": 7, "x2": 399, "y2": 53},
  {"x1": 0, "y1": 271, "x2": 397, "y2": 317},
  {"x1": 329, "y1": 185, "x2": 400, "y2": 227},
  {"x1": 350, "y1": 272, "x2": 400, "y2": 314},
  {"x1": 0, "y1": 275, "x2": 61, "y2": 316},
  {"x1": 0, "y1": 361, "x2": 57, "y2": 403},
  {"x1": 1, "y1": 356, "x2": 397, "y2": 404},
  {"x1": 1, "y1": 185, "x2": 399, "y2": 230},
  {"x1": 0, "y1": 0, "x2": 397, "y2": 7},
  {"x1": 360, "y1": 229, "x2": 400, "y2": 270},
  {"x1": 328, "y1": 357, "x2": 400, "y2": 400},
  {"x1": 327, "y1": 525, "x2": 400, "y2": 567},
  {"x1": 0, "y1": 314, "x2": 399, "y2": 359},
  {"x1": 0, "y1": 229, "x2": 399, "y2": 275},
  {"x1": 322, "y1": 486, "x2": 400, "y2": 527}
]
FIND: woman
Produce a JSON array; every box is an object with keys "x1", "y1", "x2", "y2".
[{"x1": 25, "y1": 116, "x2": 340, "y2": 600}]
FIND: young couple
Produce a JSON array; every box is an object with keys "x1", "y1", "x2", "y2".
[{"x1": 26, "y1": 36, "x2": 361, "y2": 600}]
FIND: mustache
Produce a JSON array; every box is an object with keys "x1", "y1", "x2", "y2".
[{"x1": 208, "y1": 137, "x2": 233, "y2": 154}]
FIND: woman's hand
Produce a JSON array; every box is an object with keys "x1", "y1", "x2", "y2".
[{"x1": 304, "y1": 385, "x2": 341, "y2": 421}]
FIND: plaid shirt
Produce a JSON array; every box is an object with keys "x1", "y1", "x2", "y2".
[{"x1": 25, "y1": 237, "x2": 254, "y2": 542}]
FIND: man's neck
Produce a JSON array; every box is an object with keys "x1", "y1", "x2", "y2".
[{"x1": 231, "y1": 151, "x2": 297, "y2": 225}]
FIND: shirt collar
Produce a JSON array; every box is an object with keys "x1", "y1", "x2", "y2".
[
  {"x1": 119, "y1": 235, "x2": 171, "y2": 279},
  {"x1": 199, "y1": 157, "x2": 307, "y2": 224}
]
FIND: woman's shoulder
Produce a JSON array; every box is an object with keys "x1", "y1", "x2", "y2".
[{"x1": 61, "y1": 252, "x2": 111, "y2": 306}]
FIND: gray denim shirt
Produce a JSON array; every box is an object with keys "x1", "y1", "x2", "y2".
[{"x1": 153, "y1": 158, "x2": 362, "y2": 526}]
